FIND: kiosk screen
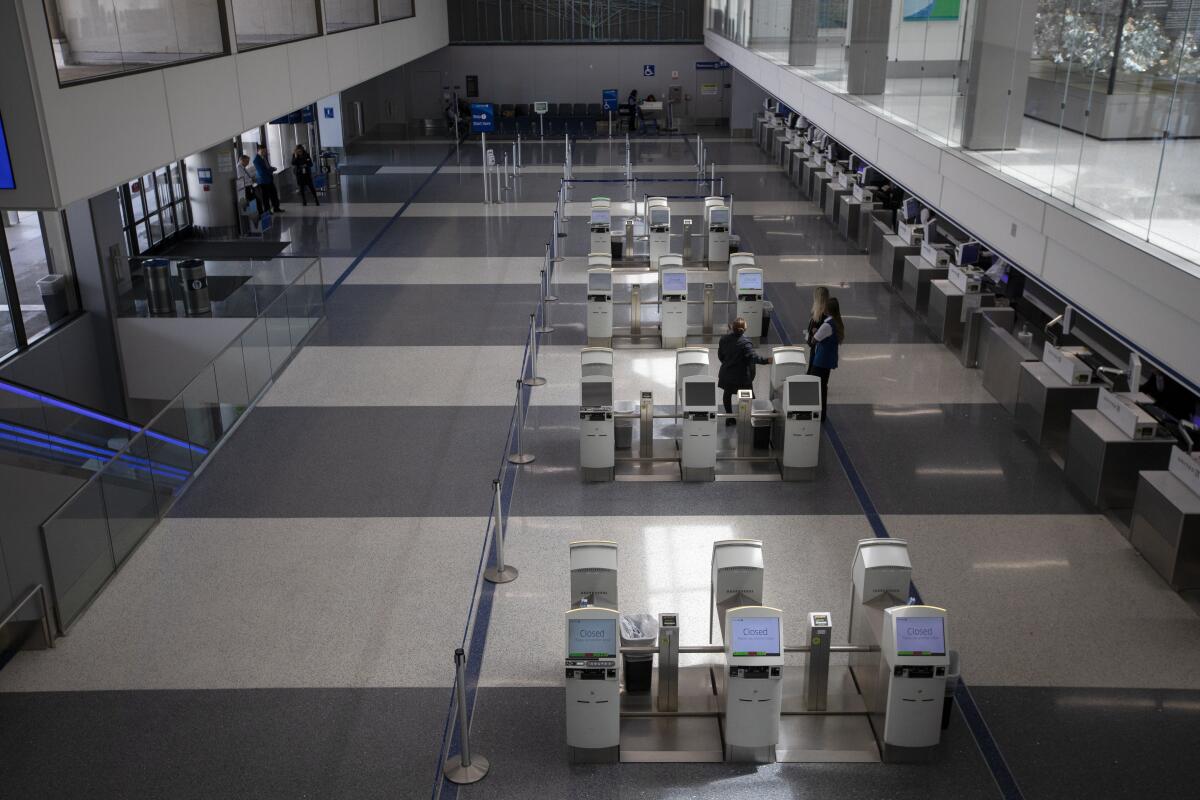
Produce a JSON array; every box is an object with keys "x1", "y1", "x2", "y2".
[
  {"x1": 737, "y1": 271, "x2": 763, "y2": 291},
  {"x1": 591, "y1": 210, "x2": 610, "y2": 225},
  {"x1": 684, "y1": 381, "x2": 715, "y2": 407},
  {"x1": 569, "y1": 618, "x2": 617, "y2": 658},
  {"x1": 588, "y1": 273, "x2": 612, "y2": 293},
  {"x1": 710, "y1": 209, "x2": 730, "y2": 226},
  {"x1": 788, "y1": 380, "x2": 820, "y2": 407},
  {"x1": 582, "y1": 381, "x2": 613, "y2": 408},
  {"x1": 650, "y1": 208, "x2": 669, "y2": 226},
  {"x1": 895, "y1": 616, "x2": 945, "y2": 656},
  {"x1": 662, "y1": 272, "x2": 687, "y2": 293},
  {"x1": 729, "y1": 616, "x2": 780, "y2": 657}
]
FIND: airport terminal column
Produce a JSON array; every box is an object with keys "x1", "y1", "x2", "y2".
[
  {"x1": 788, "y1": 0, "x2": 819, "y2": 66},
  {"x1": 960, "y1": 0, "x2": 1038, "y2": 150},
  {"x1": 184, "y1": 144, "x2": 239, "y2": 238},
  {"x1": 846, "y1": 0, "x2": 891, "y2": 96}
]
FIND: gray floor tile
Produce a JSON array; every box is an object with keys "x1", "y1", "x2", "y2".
[
  {"x1": 767, "y1": 281, "x2": 936, "y2": 344},
  {"x1": 367, "y1": 216, "x2": 553, "y2": 257}
]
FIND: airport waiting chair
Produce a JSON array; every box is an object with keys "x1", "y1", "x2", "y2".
[
  {"x1": 587, "y1": 103, "x2": 602, "y2": 119},
  {"x1": 515, "y1": 103, "x2": 530, "y2": 118},
  {"x1": 500, "y1": 104, "x2": 515, "y2": 119},
  {"x1": 573, "y1": 103, "x2": 588, "y2": 118}
]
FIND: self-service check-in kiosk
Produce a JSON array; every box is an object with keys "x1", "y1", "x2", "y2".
[
  {"x1": 680, "y1": 375, "x2": 718, "y2": 482},
  {"x1": 590, "y1": 198, "x2": 612, "y2": 256},
  {"x1": 647, "y1": 197, "x2": 671, "y2": 269},
  {"x1": 710, "y1": 539, "x2": 764, "y2": 642},
  {"x1": 706, "y1": 201, "x2": 731, "y2": 265},
  {"x1": 728, "y1": 251, "x2": 755, "y2": 289},
  {"x1": 769, "y1": 345, "x2": 807, "y2": 446},
  {"x1": 569, "y1": 540, "x2": 618, "y2": 609},
  {"x1": 876, "y1": 605, "x2": 951, "y2": 762},
  {"x1": 675, "y1": 346, "x2": 710, "y2": 412},
  {"x1": 580, "y1": 348, "x2": 616, "y2": 482},
  {"x1": 736, "y1": 268, "x2": 765, "y2": 342},
  {"x1": 565, "y1": 607, "x2": 621, "y2": 762},
  {"x1": 660, "y1": 261, "x2": 689, "y2": 349},
  {"x1": 723, "y1": 606, "x2": 785, "y2": 762},
  {"x1": 780, "y1": 375, "x2": 822, "y2": 480},
  {"x1": 587, "y1": 267, "x2": 614, "y2": 346}
]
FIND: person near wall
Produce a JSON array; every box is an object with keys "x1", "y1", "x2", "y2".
[
  {"x1": 292, "y1": 145, "x2": 319, "y2": 207},
  {"x1": 807, "y1": 296, "x2": 845, "y2": 419},
  {"x1": 718, "y1": 317, "x2": 772, "y2": 426},
  {"x1": 627, "y1": 89, "x2": 640, "y2": 131},
  {"x1": 253, "y1": 145, "x2": 283, "y2": 213},
  {"x1": 236, "y1": 154, "x2": 259, "y2": 213},
  {"x1": 806, "y1": 286, "x2": 829, "y2": 347}
]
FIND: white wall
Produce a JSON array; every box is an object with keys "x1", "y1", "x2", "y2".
[
  {"x1": 706, "y1": 30, "x2": 1200, "y2": 392},
  {"x1": 12, "y1": 0, "x2": 449, "y2": 210},
  {"x1": 887, "y1": 0, "x2": 973, "y2": 62}
]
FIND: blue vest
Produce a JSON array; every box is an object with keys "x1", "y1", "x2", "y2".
[{"x1": 811, "y1": 316, "x2": 839, "y2": 369}]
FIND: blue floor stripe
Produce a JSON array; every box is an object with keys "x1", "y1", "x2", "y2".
[{"x1": 770, "y1": 290, "x2": 1023, "y2": 800}]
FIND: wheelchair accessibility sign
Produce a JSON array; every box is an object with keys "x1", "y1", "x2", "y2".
[{"x1": 643, "y1": 64, "x2": 655, "y2": 77}]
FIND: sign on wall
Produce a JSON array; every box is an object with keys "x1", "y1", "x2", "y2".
[
  {"x1": 695, "y1": 60, "x2": 730, "y2": 70},
  {"x1": 903, "y1": 0, "x2": 960, "y2": 20},
  {"x1": 643, "y1": 65, "x2": 655, "y2": 77},
  {"x1": 471, "y1": 103, "x2": 495, "y2": 133},
  {"x1": 0, "y1": 113, "x2": 14, "y2": 190}
]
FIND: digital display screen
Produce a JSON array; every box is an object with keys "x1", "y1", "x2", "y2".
[
  {"x1": 895, "y1": 616, "x2": 945, "y2": 656},
  {"x1": 588, "y1": 273, "x2": 611, "y2": 292},
  {"x1": 591, "y1": 210, "x2": 610, "y2": 225},
  {"x1": 684, "y1": 381, "x2": 715, "y2": 407},
  {"x1": 728, "y1": 616, "x2": 780, "y2": 657},
  {"x1": 788, "y1": 380, "x2": 820, "y2": 407},
  {"x1": 569, "y1": 618, "x2": 616, "y2": 658},
  {"x1": 0, "y1": 113, "x2": 14, "y2": 190},
  {"x1": 582, "y1": 381, "x2": 612, "y2": 408},
  {"x1": 662, "y1": 272, "x2": 687, "y2": 293},
  {"x1": 650, "y1": 208, "x2": 669, "y2": 226},
  {"x1": 737, "y1": 272, "x2": 763, "y2": 291},
  {"x1": 710, "y1": 209, "x2": 729, "y2": 225}
]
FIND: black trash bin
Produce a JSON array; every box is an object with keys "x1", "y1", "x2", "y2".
[
  {"x1": 620, "y1": 613, "x2": 658, "y2": 693},
  {"x1": 36, "y1": 274, "x2": 69, "y2": 324}
]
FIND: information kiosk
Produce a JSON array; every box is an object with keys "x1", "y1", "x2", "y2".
[
  {"x1": 723, "y1": 606, "x2": 785, "y2": 762},
  {"x1": 590, "y1": 198, "x2": 612, "y2": 256},
  {"x1": 710, "y1": 539, "x2": 765, "y2": 642},
  {"x1": 706, "y1": 202, "x2": 731, "y2": 265},
  {"x1": 565, "y1": 607, "x2": 621, "y2": 762},
  {"x1": 675, "y1": 346, "x2": 711, "y2": 412},
  {"x1": 735, "y1": 268, "x2": 765, "y2": 342},
  {"x1": 780, "y1": 375, "x2": 822, "y2": 480},
  {"x1": 647, "y1": 197, "x2": 671, "y2": 268},
  {"x1": 569, "y1": 540, "x2": 618, "y2": 609},
  {"x1": 877, "y1": 606, "x2": 950, "y2": 762},
  {"x1": 660, "y1": 262, "x2": 689, "y2": 349},
  {"x1": 769, "y1": 346, "x2": 808, "y2": 450},
  {"x1": 580, "y1": 348, "x2": 616, "y2": 482},
  {"x1": 728, "y1": 251, "x2": 755, "y2": 288},
  {"x1": 587, "y1": 267, "x2": 614, "y2": 346},
  {"x1": 680, "y1": 375, "x2": 718, "y2": 482}
]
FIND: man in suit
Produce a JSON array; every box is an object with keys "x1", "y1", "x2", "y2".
[{"x1": 717, "y1": 317, "x2": 771, "y2": 426}]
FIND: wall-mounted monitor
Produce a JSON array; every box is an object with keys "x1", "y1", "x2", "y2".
[
  {"x1": 737, "y1": 271, "x2": 763, "y2": 291},
  {"x1": 581, "y1": 381, "x2": 613, "y2": 408},
  {"x1": 788, "y1": 380, "x2": 820, "y2": 407},
  {"x1": 684, "y1": 381, "x2": 716, "y2": 407},
  {"x1": 0, "y1": 114, "x2": 14, "y2": 190},
  {"x1": 661, "y1": 272, "x2": 687, "y2": 293},
  {"x1": 728, "y1": 615, "x2": 780, "y2": 657},
  {"x1": 568, "y1": 618, "x2": 617, "y2": 658},
  {"x1": 895, "y1": 616, "x2": 945, "y2": 656}
]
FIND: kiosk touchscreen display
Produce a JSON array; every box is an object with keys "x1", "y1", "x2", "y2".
[
  {"x1": 737, "y1": 272, "x2": 763, "y2": 291},
  {"x1": 588, "y1": 273, "x2": 612, "y2": 293},
  {"x1": 662, "y1": 272, "x2": 687, "y2": 293},
  {"x1": 591, "y1": 210, "x2": 610, "y2": 225},
  {"x1": 650, "y1": 208, "x2": 669, "y2": 226},
  {"x1": 569, "y1": 618, "x2": 617, "y2": 658},
  {"x1": 895, "y1": 616, "x2": 945, "y2": 656},
  {"x1": 728, "y1": 616, "x2": 780, "y2": 657},
  {"x1": 788, "y1": 380, "x2": 820, "y2": 407},
  {"x1": 710, "y1": 209, "x2": 730, "y2": 226},
  {"x1": 684, "y1": 381, "x2": 715, "y2": 407},
  {"x1": 582, "y1": 381, "x2": 612, "y2": 408}
]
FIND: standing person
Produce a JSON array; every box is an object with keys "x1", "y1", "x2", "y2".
[
  {"x1": 718, "y1": 317, "x2": 771, "y2": 426},
  {"x1": 253, "y1": 145, "x2": 282, "y2": 213},
  {"x1": 236, "y1": 154, "x2": 259, "y2": 212},
  {"x1": 627, "y1": 89, "x2": 640, "y2": 131},
  {"x1": 806, "y1": 286, "x2": 830, "y2": 347},
  {"x1": 808, "y1": 296, "x2": 845, "y2": 419},
  {"x1": 291, "y1": 145, "x2": 319, "y2": 207}
]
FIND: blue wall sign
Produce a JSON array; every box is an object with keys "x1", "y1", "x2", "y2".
[
  {"x1": 0, "y1": 113, "x2": 14, "y2": 190},
  {"x1": 470, "y1": 103, "x2": 495, "y2": 133},
  {"x1": 643, "y1": 64, "x2": 655, "y2": 77},
  {"x1": 695, "y1": 60, "x2": 730, "y2": 70},
  {"x1": 197, "y1": 168, "x2": 213, "y2": 186},
  {"x1": 601, "y1": 89, "x2": 619, "y2": 112},
  {"x1": 324, "y1": 107, "x2": 335, "y2": 119}
]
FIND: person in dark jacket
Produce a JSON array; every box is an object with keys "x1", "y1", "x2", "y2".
[
  {"x1": 718, "y1": 317, "x2": 771, "y2": 426},
  {"x1": 291, "y1": 145, "x2": 319, "y2": 207},
  {"x1": 807, "y1": 296, "x2": 845, "y2": 419},
  {"x1": 253, "y1": 146, "x2": 282, "y2": 213}
]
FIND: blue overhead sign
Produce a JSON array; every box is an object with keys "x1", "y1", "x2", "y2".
[
  {"x1": 0, "y1": 113, "x2": 14, "y2": 190},
  {"x1": 470, "y1": 103, "x2": 495, "y2": 133},
  {"x1": 601, "y1": 89, "x2": 619, "y2": 112},
  {"x1": 643, "y1": 64, "x2": 655, "y2": 77},
  {"x1": 695, "y1": 60, "x2": 730, "y2": 70}
]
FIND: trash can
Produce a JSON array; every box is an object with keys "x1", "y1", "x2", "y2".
[
  {"x1": 941, "y1": 650, "x2": 960, "y2": 730},
  {"x1": 761, "y1": 300, "x2": 773, "y2": 341},
  {"x1": 177, "y1": 259, "x2": 211, "y2": 317},
  {"x1": 36, "y1": 274, "x2": 69, "y2": 324},
  {"x1": 611, "y1": 239, "x2": 622, "y2": 260},
  {"x1": 620, "y1": 613, "x2": 658, "y2": 693},
  {"x1": 142, "y1": 258, "x2": 175, "y2": 317}
]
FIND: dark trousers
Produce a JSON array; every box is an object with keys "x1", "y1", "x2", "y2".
[
  {"x1": 261, "y1": 182, "x2": 281, "y2": 211},
  {"x1": 722, "y1": 385, "x2": 751, "y2": 415},
  {"x1": 243, "y1": 187, "x2": 258, "y2": 209},
  {"x1": 297, "y1": 177, "x2": 319, "y2": 205},
  {"x1": 807, "y1": 364, "x2": 831, "y2": 418}
]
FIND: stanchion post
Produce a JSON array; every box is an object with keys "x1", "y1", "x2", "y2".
[
  {"x1": 442, "y1": 648, "x2": 490, "y2": 784},
  {"x1": 481, "y1": 132, "x2": 490, "y2": 204},
  {"x1": 537, "y1": 271, "x2": 556, "y2": 333},
  {"x1": 484, "y1": 479, "x2": 519, "y2": 583},
  {"x1": 522, "y1": 313, "x2": 547, "y2": 386},
  {"x1": 507, "y1": 378, "x2": 536, "y2": 465}
]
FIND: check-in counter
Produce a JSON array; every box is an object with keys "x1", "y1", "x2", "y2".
[
  {"x1": 1014, "y1": 361, "x2": 1101, "y2": 460},
  {"x1": 839, "y1": 196, "x2": 863, "y2": 244},
  {"x1": 978, "y1": 319, "x2": 1038, "y2": 413},
  {"x1": 962, "y1": 306, "x2": 1014, "y2": 369},
  {"x1": 1130, "y1": 450, "x2": 1200, "y2": 589},
  {"x1": 800, "y1": 160, "x2": 820, "y2": 200},
  {"x1": 900, "y1": 256, "x2": 948, "y2": 314},
  {"x1": 824, "y1": 184, "x2": 850, "y2": 225},
  {"x1": 875, "y1": 236, "x2": 920, "y2": 289},
  {"x1": 811, "y1": 171, "x2": 832, "y2": 210},
  {"x1": 868, "y1": 214, "x2": 893, "y2": 259},
  {"x1": 926, "y1": 279, "x2": 992, "y2": 350},
  {"x1": 1065, "y1": 409, "x2": 1176, "y2": 511}
]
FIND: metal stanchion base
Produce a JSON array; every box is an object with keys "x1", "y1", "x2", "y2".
[
  {"x1": 443, "y1": 755, "x2": 490, "y2": 784},
  {"x1": 507, "y1": 452, "x2": 536, "y2": 464},
  {"x1": 544, "y1": 293, "x2": 559, "y2": 301},
  {"x1": 522, "y1": 376, "x2": 547, "y2": 386},
  {"x1": 484, "y1": 565, "x2": 519, "y2": 584},
  {"x1": 536, "y1": 325, "x2": 556, "y2": 334}
]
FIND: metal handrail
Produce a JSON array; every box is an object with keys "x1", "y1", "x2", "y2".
[{"x1": 0, "y1": 584, "x2": 56, "y2": 645}]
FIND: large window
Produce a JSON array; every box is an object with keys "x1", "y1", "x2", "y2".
[
  {"x1": 325, "y1": 0, "x2": 378, "y2": 32},
  {"x1": 120, "y1": 163, "x2": 192, "y2": 256},
  {"x1": 231, "y1": 0, "x2": 322, "y2": 49},
  {"x1": 450, "y1": 0, "x2": 703, "y2": 41},
  {"x1": 0, "y1": 210, "x2": 80, "y2": 358},
  {"x1": 42, "y1": 0, "x2": 228, "y2": 85},
  {"x1": 381, "y1": 0, "x2": 416, "y2": 22}
]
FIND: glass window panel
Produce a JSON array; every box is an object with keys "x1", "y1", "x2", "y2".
[
  {"x1": 128, "y1": 179, "x2": 148, "y2": 222},
  {"x1": 170, "y1": 162, "x2": 185, "y2": 202},
  {"x1": 381, "y1": 0, "x2": 415, "y2": 22},
  {"x1": 142, "y1": 174, "x2": 160, "y2": 213},
  {"x1": 326, "y1": 0, "x2": 377, "y2": 32},
  {"x1": 232, "y1": 0, "x2": 321, "y2": 50},
  {"x1": 4, "y1": 210, "x2": 74, "y2": 344},
  {"x1": 135, "y1": 222, "x2": 150, "y2": 254},
  {"x1": 156, "y1": 167, "x2": 173, "y2": 205},
  {"x1": 0, "y1": 253, "x2": 15, "y2": 357}
]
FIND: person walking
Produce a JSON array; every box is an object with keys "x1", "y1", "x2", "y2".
[
  {"x1": 253, "y1": 145, "x2": 282, "y2": 213},
  {"x1": 718, "y1": 317, "x2": 771, "y2": 426},
  {"x1": 291, "y1": 145, "x2": 319, "y2": 207},
  {"x1": 807, "y1": 296, "x2": 845, "y2": 419}
]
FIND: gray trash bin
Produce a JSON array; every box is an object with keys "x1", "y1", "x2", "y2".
[
  {"x1": 941, "y1": 650, "x2": 961, "y2": 729},
  {"x1": 620, "y1": 613, "x2": 658, "y2": 693},
  {"x1": 142, "y1": 258, "x2": 175, "y2": 317},
  {"x1": 177, "y1": 259, "x2": 211, "y2": 317},
  {"x1": 36, "y1": 274, "x2": 69, "y2": 324}
]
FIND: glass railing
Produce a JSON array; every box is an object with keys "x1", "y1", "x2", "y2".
[
  {"x1": 710, "y1": 0, "x2": 1200, "y2": 268},
  {"x1": 39, "y1": 257, "x2": 325, "y2": 632}
]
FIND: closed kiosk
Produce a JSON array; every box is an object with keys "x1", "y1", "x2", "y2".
[
  {"x1": 580, "y1": 348, "x2": 616, "y2": 482},
  {"x1": 723, "y1": 606, "x2": 785, "y2": 762},
  {"x1": 728, "y1": 251, "x2": 755, "y2": 288},
  {"x1": 647, "y1": 197, "x2": 671, "y2": 269},
  {"x1": 590, "y1": 201, "x2": 612, "y2": 255},
  {"x1": 710, "y1": 539, "x2": 764, "y2": 642},
  {"x1": 660, "y1": 262, "x2": 689, "y2": 349},
  {"x1": 675, "y1": 346, "x2": 710, "y2": 412},
  {"x1": 569, "y1": 540, "x2": 618, "y2": 609},
  {"x1": 587, "y1": 268, "x2": 614, "y2": 346},
  {"x1": 781, "y1": 375, "x2": 821, "y2": 480},
  {"x1": 680, "y1": 375, "x2": 718, "y2": 482},
  {"x1": 735, "y1": 268, "x2": 765, "y2": 343},
  {"x1": 564, "y1": 607, "x2": 621, "y2": 762},
  {"x1": 877, "y1": 606, "x2": 950, "y2": 762},
  {"x1": 707, "y1": 203, "x2": 731, "y2": 264}
]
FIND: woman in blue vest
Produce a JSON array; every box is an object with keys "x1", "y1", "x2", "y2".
[{"x1": 807, "y1": 296, "x2": 844, "y2": 419}]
